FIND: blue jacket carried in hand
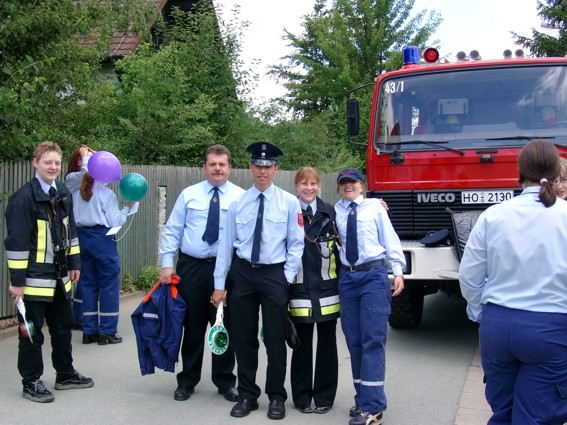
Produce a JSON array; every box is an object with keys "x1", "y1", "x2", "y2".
[{"x1": 131, "y1": 276, "x2": 186, "y2": 375}]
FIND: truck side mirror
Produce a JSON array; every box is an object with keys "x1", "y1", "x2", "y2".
[{"x1": 347, "y1": 98, "x2": 360, "y2": 136}]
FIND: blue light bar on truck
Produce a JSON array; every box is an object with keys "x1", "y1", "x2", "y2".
[{"x1": 403, "y1": 46, "x2": 420, "y2": 65}]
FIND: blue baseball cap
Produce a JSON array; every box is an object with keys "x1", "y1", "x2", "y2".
[{"x1": 337, "y1": 168, "x2": 366, "y2": 184}]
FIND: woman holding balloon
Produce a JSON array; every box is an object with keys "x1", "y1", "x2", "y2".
[{"x1": 73, "y1": 151, "x2": 145, "y2": 346}]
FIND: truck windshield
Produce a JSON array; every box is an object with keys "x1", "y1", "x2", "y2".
[{"x1": 374, "y1": 64, "x2": 567, "y2": 152}]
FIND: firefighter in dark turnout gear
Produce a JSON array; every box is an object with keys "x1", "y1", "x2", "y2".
[
  {"x1": 289, "y1": 167, "x2": 340, "y2": 414},
  {"x1": 5, "y1": 141, "x2": 93, "y2": 403}
]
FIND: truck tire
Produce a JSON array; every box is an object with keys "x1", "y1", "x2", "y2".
[{"x1": 388, "y1": 285, "x2": 424, "y2": 329}]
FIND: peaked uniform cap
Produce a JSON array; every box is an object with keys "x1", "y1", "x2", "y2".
[
  {"x1": 337, "y1": 168, "x2": 366, "y2": 184},
  {"x1": 246, "y1": 142, "x2": 283, "y2": 166}
]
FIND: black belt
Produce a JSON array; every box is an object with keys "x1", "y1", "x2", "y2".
[
  {"x1": 237, "y1": 257, "x2": 284, "y2": 269},
  {"x1": 342, "y1": 258, "x2": 386, "y2": 272},
  {"x1": 180, "y1": 252, "x2": 216, "y2": 262}
]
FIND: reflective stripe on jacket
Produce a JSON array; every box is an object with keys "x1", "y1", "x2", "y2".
[
  {"x1": 4, "y1": 178, "x2": 80, "y2": 301},
  {"x1": 289, "y1": 198, "x2": 340, "y2": 323}
]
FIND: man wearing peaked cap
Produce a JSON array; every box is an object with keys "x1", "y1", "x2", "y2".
[
  {"x1": 246, "y1": 141, "x2": 284, "y2": 167},
  {"x1": 213, "y1": 141, "x2": 304, "y2": 420}
]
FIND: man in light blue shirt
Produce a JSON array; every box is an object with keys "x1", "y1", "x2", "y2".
[
  {"x1": 213, "y1": 142, "x2": 304, "y2": 420},
  {"x1": 160, "y1": 144, "x2": 244, "y2": 403}
]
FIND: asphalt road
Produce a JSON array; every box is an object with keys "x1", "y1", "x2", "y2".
[{"x1": 0, "y1": 291, "x2": 478, "y2": 425}]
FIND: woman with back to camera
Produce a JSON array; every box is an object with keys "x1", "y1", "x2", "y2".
[
  {"x1": 73, "y1": 172, "x2": 138, "y2": 346},
  {"x1": 459, "y1": 139, "x2": 567, "y2": 424},
  {"x1": 289, "y1": 167, "x2": 340, "y2": 415},
  {"x1": 65, "y1": 145, "x2": 94, "y2": 329}
]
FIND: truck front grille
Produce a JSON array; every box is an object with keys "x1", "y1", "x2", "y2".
[{"x1": 369, "y1": 189, "x2": 521, "y2": 239}]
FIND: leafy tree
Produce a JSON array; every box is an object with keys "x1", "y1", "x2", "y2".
[
  {"x1": 512, "y1": 0, "x2": 567, "y2": 57},
  {"x1": 270, "y1": 0, "x2": 442, "y2": 117},
  {"x1": 68, "y1": 4, "x2": 251, "y2": 167},
  {"x1": 0, "y1": 0, "x2": 159, "y2": 162}
]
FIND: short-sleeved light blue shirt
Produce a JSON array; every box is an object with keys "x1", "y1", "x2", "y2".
[{"x1": 335, "y1": 195, "x2": 405, "y2": 276}]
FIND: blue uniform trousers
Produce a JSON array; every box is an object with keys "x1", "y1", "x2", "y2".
[
  {"x1": 78, "y1": 226, "x2": 121, "y2": 335},
  {"x1": 480, "y1": 303, "x2": 567, "y2": 425},
  {"x1": 339, "y1": 265, "x2": 391, "y2": 413}
]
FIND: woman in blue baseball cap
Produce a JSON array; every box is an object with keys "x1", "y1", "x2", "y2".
[{"x1": 334, "y1": 168, "x2": 405, "y2": 425}]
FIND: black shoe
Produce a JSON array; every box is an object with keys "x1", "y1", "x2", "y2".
[
  {"x1": 98, "y1": 334, "x2": 123, "y2": 345},
  {"x1": 218, "y1": 386, "x2": 239, "y2": 402},
  {"x1": 230, "y1": 399, "x2": 259, "y2": 418},
  {"x1": 82, "y1": 333, "x2": 98, "y2": 344},
  {"x1": 54, "y1": 371, "x2": 94, "y2": 390},
  {"x1": 73, "y1": 323, "x2": 83, "y2": 331},
  {"x1": 22, "y1": 379, "x2": 55, "y2": 403},
  {"x1": 267, "y1": 399, "x2": 285, "y2": 420},
  {"x1": 296, "y1": 404, "x2": 312, "y2": 414},
  {"x1": 349, "y1": 404, "x2": 362, "y2": 417},
  {"x1": 174, "y1": 385, "x2": 194, "y2": 401},
  {"x1": 349, "y1": 411, "x2": 384, "y2": 425},
  {"x1": 313, "y1": 406, "x2": 331, "y2": 414}
]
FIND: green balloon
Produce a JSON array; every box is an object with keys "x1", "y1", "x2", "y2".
[{"x1": 119, "y1": 173, "x2": 148, "y2": 202}]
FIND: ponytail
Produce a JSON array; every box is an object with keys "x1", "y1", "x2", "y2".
[
  {"x1": 517, "y1": 139, "x2": 560, "y2": 208},
  {"x1": 80, "y1": 172, "x2": 94, "y2": 201},
  {"x1": 538, "y1": 178, "x2": 557, "y2": 208}
]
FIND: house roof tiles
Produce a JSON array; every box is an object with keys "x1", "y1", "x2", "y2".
[{"x1": 109, "y1": 0, "x2": 168, "y2": 57}]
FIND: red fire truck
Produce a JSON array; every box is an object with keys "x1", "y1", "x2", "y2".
[{"x1": 347, "y1": 46, "x2": 567, "y2": 328}]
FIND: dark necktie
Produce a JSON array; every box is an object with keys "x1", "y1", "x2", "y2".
[
  {"x1": 346, "y1": 202, "x2": 359, "y2": 265},
  {"x1": 251, "y1": 193, "x2": 264, "y2": 265},
  {"x1": 49, "y1": 186, "x2": 57, "y2": 203},
  {"x1": 305, "y1": 205, "x2": 313, "y2": 224},
  {"x1": 202, "y1": 187, "x2": 220, "y2": 245}
]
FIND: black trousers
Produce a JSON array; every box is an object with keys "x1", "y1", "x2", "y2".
[
  {"x1": 18, "y1": 282, "x2": 75, "y2": 385},
  {"x1": 176, "y1": 253, "x2": 236, "y2": 390},
  {"x1": 229, "y1": 257, "x2": 289, "y2": 401},
  {"x1": 290, "y1": 319, "x2": 339, "y2": 408}
]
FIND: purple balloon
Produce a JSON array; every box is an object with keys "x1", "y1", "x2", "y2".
[{"x1": 88, "y1": 151, "x2": 122, "y2": 183}]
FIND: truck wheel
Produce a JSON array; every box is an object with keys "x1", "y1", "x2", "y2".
[{"x1": 388, "y1": 285, "x2": 424, "y2": 329}]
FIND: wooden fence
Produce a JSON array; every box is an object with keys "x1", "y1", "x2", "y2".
[{"x1": 0, "y1": 162, "x2": 340, "y2": 318}]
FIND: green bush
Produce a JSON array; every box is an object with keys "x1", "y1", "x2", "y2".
[
  {"x1": 135, "y1": 265, "x2": 161, "y2": 292},
  {"x1": 121, "y1": 272, "x2": 136, "y2": 294}
]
